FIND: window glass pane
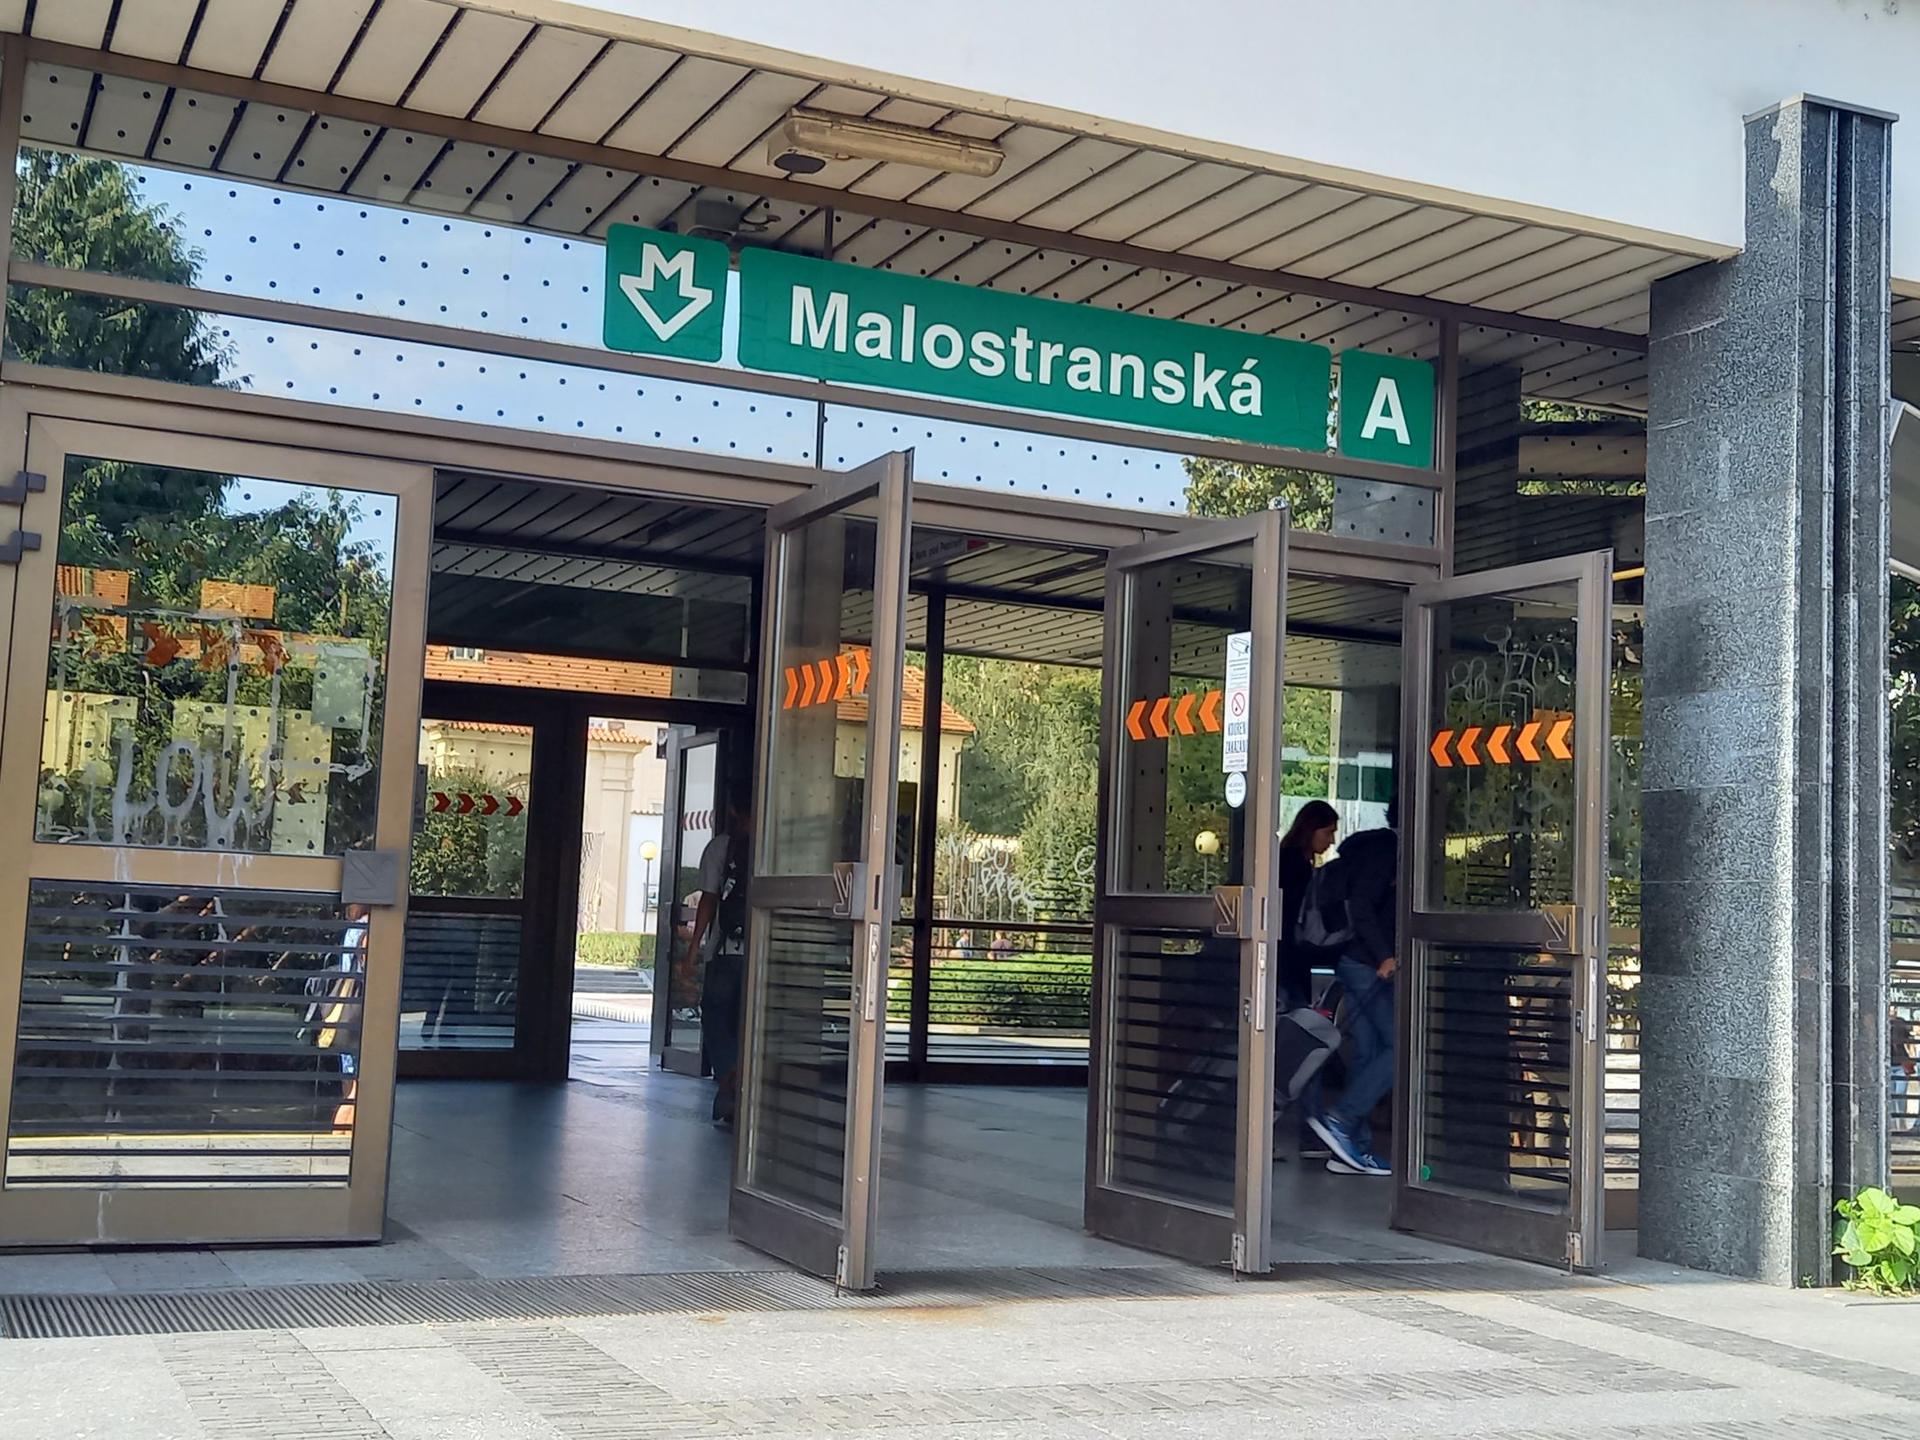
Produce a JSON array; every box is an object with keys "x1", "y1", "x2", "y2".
[
  {"x1": 40, "y1": 455, "x2": 396, "y2": 856},
  {"x1": 1114, "y1": 547, "x2": 1254, "y2": 895},
  {"x1": 1424, "y1": 580, "x2": 1580, "y2": 912},
  {"x1": 409, "y1": 721, "x2": 531, "y2": 899},
  {"x1": 760, "y1": 509, "x2": 876, "y2": 877}
]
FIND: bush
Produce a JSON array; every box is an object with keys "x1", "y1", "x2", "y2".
[
  {"x1": 1833, "y1": 1186, "x2": 1920, "y2": 1295},
  {"x1": 576, "y1": 932, "x2": 656, "y2": 970},
  {"x1": 893, "y1": 957, "x2": 1092, "y2": 1029}
]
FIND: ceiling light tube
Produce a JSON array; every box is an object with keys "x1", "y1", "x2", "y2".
[{"x1": 770, "y1": 109, "x2": 1005, "y2": 177}]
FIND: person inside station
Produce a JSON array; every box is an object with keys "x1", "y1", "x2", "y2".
[
  {"x1": 679, "y1": 775, "x2": 752, "y2": 1128},
  {"x1": 1307, "y1": 797, "x2": 1398, "y2": 1178}
]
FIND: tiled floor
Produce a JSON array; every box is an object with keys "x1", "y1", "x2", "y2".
[{"x1": 0, "y1": 1016, "x2": 1460, "y2": 1297}]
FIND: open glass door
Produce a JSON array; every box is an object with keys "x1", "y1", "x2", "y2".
[
  {"x1": 1395, "y1": 551, "x2": 1611, "y2": 1269},
  {"x1": 0, "y1": 414, "x2": 428, "y2": 1245},
  {"x1": 730, "y1": 453, "x2": 911, "y2": 1290},
  {"x1": 652, "y1": 727, "x2": 722, "y2": 1076},
  {"x1": 1086, "y1": 510, "x2": 1288, "y2": 1272}
]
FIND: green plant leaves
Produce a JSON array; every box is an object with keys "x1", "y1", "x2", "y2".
[{"x1": 1832, "y1": 1188, "x2": 1920, "y2": 1296}]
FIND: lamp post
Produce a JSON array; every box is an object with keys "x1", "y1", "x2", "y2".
[
  {"x1": 640, "y1": 839, "x2": 659, "y2": 934},
  {"x1": 1194, "y1": 829, "x2": 1220, "y2": 889}
]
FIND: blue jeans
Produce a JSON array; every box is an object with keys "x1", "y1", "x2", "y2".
[{"x1": 1332, "y1": 958, "x2": 1396, "y2": 1145}]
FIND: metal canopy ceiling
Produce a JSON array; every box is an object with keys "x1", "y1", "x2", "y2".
[
  {"x1": 3, "y1": 0, "x2": 1703, "y2": 411},
  {"x1": 427, "y1": 471, "x2": 1398, "y2": 681}
]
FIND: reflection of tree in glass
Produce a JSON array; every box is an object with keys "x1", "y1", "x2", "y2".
[
  {"x1": 42, "y1": 456, "x2": 394, "y2": 854},
  {"x1": 9, "y1": 151, "x2": 235, "y2": 384}
]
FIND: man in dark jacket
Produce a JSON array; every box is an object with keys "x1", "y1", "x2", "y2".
[{"x1": 1308, "y1": 798, "x2": 1398, "y2": 1176}]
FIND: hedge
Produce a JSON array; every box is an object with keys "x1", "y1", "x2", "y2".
[{"x1": 576, "y1": 931, "x2": 656, "y2": 969}]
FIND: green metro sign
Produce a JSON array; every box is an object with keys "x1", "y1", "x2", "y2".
[
  {"x1": 604, "y1": 225, "x2": 1435, "y2": 466},
  {"x1": 603, "y1": 223, "x2": 726, "y2": 362}
]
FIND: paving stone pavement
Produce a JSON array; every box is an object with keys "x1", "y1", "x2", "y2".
[{"x1": 2, "y1": 1259, "x2": 1917, "y2": 1438}]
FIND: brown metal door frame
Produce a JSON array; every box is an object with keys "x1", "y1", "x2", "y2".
[
  {"x1": 730, "y1": 451, "x2": 912, "y2": 1291},
  {"x1": 1085, "y1": 508, "x2": 1289, "y2": 1274},
  {"x1": 0, "y1": 407, "x2": 431, "y2": 1246},
  {"x1": 1392, "y1": 549, "x2": 1613, "y2": 1271}
]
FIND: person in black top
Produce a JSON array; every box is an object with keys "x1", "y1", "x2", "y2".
[{"x1": 1277, "y1": 800, "x2": 1341, "y2": 1012}]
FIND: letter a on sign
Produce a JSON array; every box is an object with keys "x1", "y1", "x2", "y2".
[
  {"x1": 603, "y1": 223, "x2": 727, "y2": 362},
  {"x1": 1338, "y1": 349, "x2": 1435, "y2": 467}
]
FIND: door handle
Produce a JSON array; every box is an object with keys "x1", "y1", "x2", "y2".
[{"x1": 861, "y1": 924, "x2": 883, "y2": 1022}]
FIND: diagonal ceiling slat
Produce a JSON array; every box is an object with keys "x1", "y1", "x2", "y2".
[
  {"x1": 666, "y1": 70, "x2": 815, "y2": 166},
  {"x1": 471, "y1": 23, "x2": 604, "y2": 132},
  {"x1": 601, "y1": 54, "x2": 749, "y2": 154},
  {"x1": 109, "y1": 0, "x2": 199, "y2": 64},
  {"x1": 29, "y1": 0, "x2": 113, "y2": 49},
  {"x1": 334, "y1": 1, "x2": 459, "y2": 108},
  {"x1": 537, "y1": 40, "x2": 678, "y2": 144},
  {"x1": 259, "y1": 1, "x2": 378, "y2": 92},
  {"x1": 1014, "y1": 150, "x2": 1192, "y2": 234},
  {"x1": 184, "y1": 0, "x2": 283, "y2": 78},
  {"x1": 401, "y1": 7, "x2": 533, "y2": 119}
]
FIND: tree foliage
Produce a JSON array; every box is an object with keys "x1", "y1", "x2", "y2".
[
  {"x1": 1181, "y1": 457, "x2": 1334, "y2": 528},
  {"x1": 21, "y1": 153, "x2": 393, "y2": 855},
  {"x1": 8, "y1": 150, "x2": 233, "y2": 384}
]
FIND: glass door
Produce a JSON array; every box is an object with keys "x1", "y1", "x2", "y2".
[
  {"x1": 1395, "y1": 551, "x2": 1612, "y2": 1270},
  {"x1": 0, "y1": 415, "x2": 429, "y2": 1245},
  {"x1": 400, "y1": 704, "x2": 537, "y2": 1077},
  {"x1": 730, "y1": 453, "x2": 911, "y2": 1290},
  {"x1": 1086, "y1": 510, "x2": 1288, "y2": 1273},
  {"x1": 652, "y1": 727, "x2": 722, "y2": 1076}
]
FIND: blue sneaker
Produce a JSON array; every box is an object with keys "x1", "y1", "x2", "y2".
[
  {"x1": 1306, "y1": 1111, "x2": 1370, "y2": 1172},
  {"x1": 1327, "y1": 1153, "x2": 1391, "y2": 1177}
]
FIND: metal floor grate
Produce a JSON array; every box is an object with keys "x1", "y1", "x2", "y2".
[{"x1": 0, "y1": 1258, "x2": 1602, "y2": 1340}]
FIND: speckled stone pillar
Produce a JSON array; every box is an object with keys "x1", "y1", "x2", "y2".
[{"x1": 1641, "y1": 97, "x2": 1893, "y2": 1284}]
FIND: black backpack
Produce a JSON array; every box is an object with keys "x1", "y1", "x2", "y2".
[{"x1": 1296, "y1": 856, "x2": 1354, "y2": 949}]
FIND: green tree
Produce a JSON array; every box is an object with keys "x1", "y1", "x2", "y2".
[
  {"x1": 410, "y1": 764, "x2": 529, "y2": 899},
  {"x1": 9, "y1": 150, "x2": 233, "y2": 389},
  {"x1": 1181, "y1": 457, "x2": 1334, "y2": 527}
]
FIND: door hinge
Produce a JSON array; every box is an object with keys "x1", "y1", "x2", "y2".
[
  {"x1": 0, "y1": 529, "x2": 41, "y2": 565},
  {"x1": 1565, "y1": 1230, "x2": 1586, "y2": 1272},
  {"x1": 0, "y1": 470, "x2": 45, "y2": 505},
  {"x1": 835, "y1": 1244, "x2": 850, "y2": 1290},
  {"x1": 1231, "y1": 1232, "x2": 1248, "y2": 1272}
]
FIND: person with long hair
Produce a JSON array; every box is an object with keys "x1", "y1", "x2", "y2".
[{"x1": 1277, "y1": 800, "x2": 1341, "y2": 1012}]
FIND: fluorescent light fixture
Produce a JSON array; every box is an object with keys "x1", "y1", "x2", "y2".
[{"x1": 769, "y1": 109, "x2": 1005, "y2": 177}]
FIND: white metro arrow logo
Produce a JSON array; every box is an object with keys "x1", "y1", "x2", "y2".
[{"x1": 619, "y1": 242, "x2": 714, "y2": 342}]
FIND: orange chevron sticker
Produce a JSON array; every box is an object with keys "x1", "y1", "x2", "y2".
[
  {"x1": 1486, "y1": 724, "x2": 1512, "y2": 766},
  {"x1": 1515, "y1": 719, "x2": 1543, "y2": 762},
  {"x1": 1457, "y1": 726, "x2": 1482, "y2": 766},
  {"x1": 1547, "y1": 716, "x2": 1574, "y2": 760},
  {"x1": 1429, "y1": 728, "x2": 1454, "y2": 768},
  {"x1": 1200, "y1": 689, "x2": 1223, "y2": 732}
]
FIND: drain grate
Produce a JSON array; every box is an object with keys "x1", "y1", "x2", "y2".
[{"x1": 0, "y1": 1258, "x2": 1590, "y2": 1340}]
